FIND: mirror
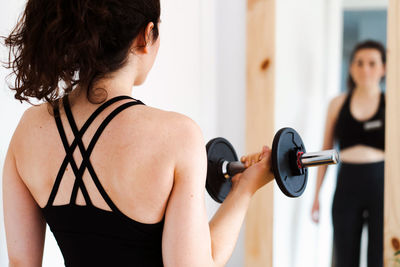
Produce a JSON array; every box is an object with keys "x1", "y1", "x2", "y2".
[{"x1": 274, "y1": 1, "x2": 387, "y2": 267}]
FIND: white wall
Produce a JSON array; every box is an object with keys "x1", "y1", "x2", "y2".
[
  {"x1": 0, "y1": 0, "x2": 247, "y2": 266},
  {"x1": 215, "y1": 0, "x2": 246, "y2": 265},
  {"x1": 274, "y1": 1, "x2": 342, "y2": 267}
]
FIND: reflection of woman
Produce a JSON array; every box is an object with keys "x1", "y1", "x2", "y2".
[
  {"x1": 2, "y1": 1, "x2": 274, "y2": 266},
  {"x1": 312, "y1": 40, "x2": 386, "y2": 267}
]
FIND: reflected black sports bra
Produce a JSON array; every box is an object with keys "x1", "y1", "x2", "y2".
[
  {"x1": 334, "y1": 92, "x2": 385, "y2": 151},
  {"x1": 41, "y1": 95, "x2": 164, "y2": 267}
]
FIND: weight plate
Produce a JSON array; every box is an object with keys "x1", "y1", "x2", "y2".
[
  {"x1": 272, "y1": 127, "x2": 308, "y2": 198},
  {"x1": 206, "y1": 137, "x2": 238, "y2": 203}
]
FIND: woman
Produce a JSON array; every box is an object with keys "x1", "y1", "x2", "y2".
[
  {"x1": 2, "y1": 1, "x2": 274, "y2": 266},
  {"x1": 311, "y1": 40, "x2": 386, "y2": 267}
]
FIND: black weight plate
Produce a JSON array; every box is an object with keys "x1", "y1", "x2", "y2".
[
  {"x1": 206, "y1": 137, "x2": 238, "y2": 203},
  {"x1": 272, "y1": 128, "x2": 308, "y2": 198}
]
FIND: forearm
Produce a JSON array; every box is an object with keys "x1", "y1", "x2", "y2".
[
  {"x1": 209, "y1": 186, "x2": 252, "y2": 267},
  {"x1": 314, "y1": 165, "x2": 328, "y2": 199}
]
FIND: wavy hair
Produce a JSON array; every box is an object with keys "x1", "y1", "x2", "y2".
[{"x1": 4, "y1": 0, "x2": 160, "y2": 105}]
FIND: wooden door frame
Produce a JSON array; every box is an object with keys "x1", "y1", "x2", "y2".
[
  {"x1": 245, "y1": 0, "x2": 275, "y2": 266},
  {"x1": 384, "y1": 0, "x2": 400, "y2": 266}
]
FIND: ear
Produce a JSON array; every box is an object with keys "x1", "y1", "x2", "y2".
[
  {"x1": 144, "y1": 22, "x2": 156, "y2": 45},
  {"x1": 132, "y1": 22, "x2": 155, "y2": 55}
]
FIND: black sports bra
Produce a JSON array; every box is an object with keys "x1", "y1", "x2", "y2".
[
  {"x1": 334, "y1": 92, "x2": 385, "y2": 151},
  {"x1": 41, "y1": 95, "x2": 164, "y2": 267}
]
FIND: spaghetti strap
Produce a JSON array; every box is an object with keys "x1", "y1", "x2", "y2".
[
  {"x1": 53, "y1": 105, "x2": 93, "y2": 206},
  {"x1": 78, "y1": 101, "x2": 143, "y2": 215},
  {"x1": 46, "y1": 95, "x2": 144, "y2": 208}
]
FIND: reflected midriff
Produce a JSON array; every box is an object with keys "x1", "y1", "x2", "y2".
[{"x1": 340, "y1": 145, "x2": 384, "y2": 164}]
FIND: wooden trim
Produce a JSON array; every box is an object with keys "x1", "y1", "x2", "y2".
[
  {"x1": 342, "y1": 0, "x2": 388, "y2": 10},
  {"x1": 245, "y1": 0, "x2": 275, "y2": 266},
  {"x1": 384, "y1": 0, "x2": 400, "y2": 266}
]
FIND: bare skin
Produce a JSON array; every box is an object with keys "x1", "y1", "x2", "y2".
[
  {"x1": 311, "y1": 48, "x2": 386, "y2": 223},
  {"x1": 3, "y1": 22, "x2": 275, "y2": 267}
]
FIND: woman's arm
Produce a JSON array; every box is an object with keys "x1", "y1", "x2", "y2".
[
  {"x1": 162, "y1": 115, "x2": 273, "y2": 267},
  {"x1": 311, "y1": 94, "x2": 346, "y2": 223},
  {"x1": 3, "y1": 128, "x2": 46, "y2": 267}
]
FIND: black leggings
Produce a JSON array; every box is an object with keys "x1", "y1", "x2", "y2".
[{"x1": 332, "y1": 161, "x2": 384, "y2": 267}]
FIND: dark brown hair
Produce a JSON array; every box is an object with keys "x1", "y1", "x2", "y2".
[
  {"x1": 347, "y1": 40, "x2": 386, "y2": 92},
  {"x1": 4, "y1": 0, "x2": 160, "y2": 105}
]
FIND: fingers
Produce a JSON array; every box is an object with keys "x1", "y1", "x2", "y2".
[
  {"x1": 260, "y1": 146, "x2": 271, "y2": 159},
  {"x1": 241, "y1": 154, "x2": 259, "y2": 168},
  {"x1": 245, "y1": 154, "x2": 260, "y2": 167},
  {"x1": 241, "y1": 146, "x2": 271, "y2": 168},
  {"x1": 311, "y1": 201, "x2": 320, "y2": 223},
  {"x1": 311, "y1": 210, "x2": 320, "y2": 223},
  {"x1": 257, "y1": 146, "x2": 272, "y2": 167}
]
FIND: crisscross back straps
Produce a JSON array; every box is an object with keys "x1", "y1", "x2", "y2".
[{"x1": 46, "y1": 95, "x2": 144, "y2": 208}]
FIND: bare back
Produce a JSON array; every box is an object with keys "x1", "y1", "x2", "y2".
[{"x1": 11, "y1": 94, "x2": 180, "y2": 224}]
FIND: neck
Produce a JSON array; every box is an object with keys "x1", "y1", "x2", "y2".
[
  {"x1": 71, "y1": 68, "x2": 138, "y2": 103},
  {"x1": 353, "y1": 85, "x2": 381, "y2": 97},
  {"x1": 92, "y1": 79, "x2": 135, "y2": 99}
]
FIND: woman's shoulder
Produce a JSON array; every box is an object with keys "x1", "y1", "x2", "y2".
[
  {"x1": 7, "y1": 103, "x2": 53, "y2": 160},
  {"x1": 137, "y1": 106, "x2": 203, "y2": 143},
  {"x1": 329, "y1": 93, "x2": 348, "y2": 107},
  {"x1": 121, "y1": 105, "x2": 205, "y2": 166},
  {"x1": 327, "y1": 93, "x2": 348, "y2": 116},
  {"x1": 13, "y1": 103, "x2": 53, "y2": 137},
  {"x1": 13, "y1": 102, "x2": 205, "y2": 155},
  {"x1": 18, "y1": 101, "x2": 202, "y2": 135}
]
